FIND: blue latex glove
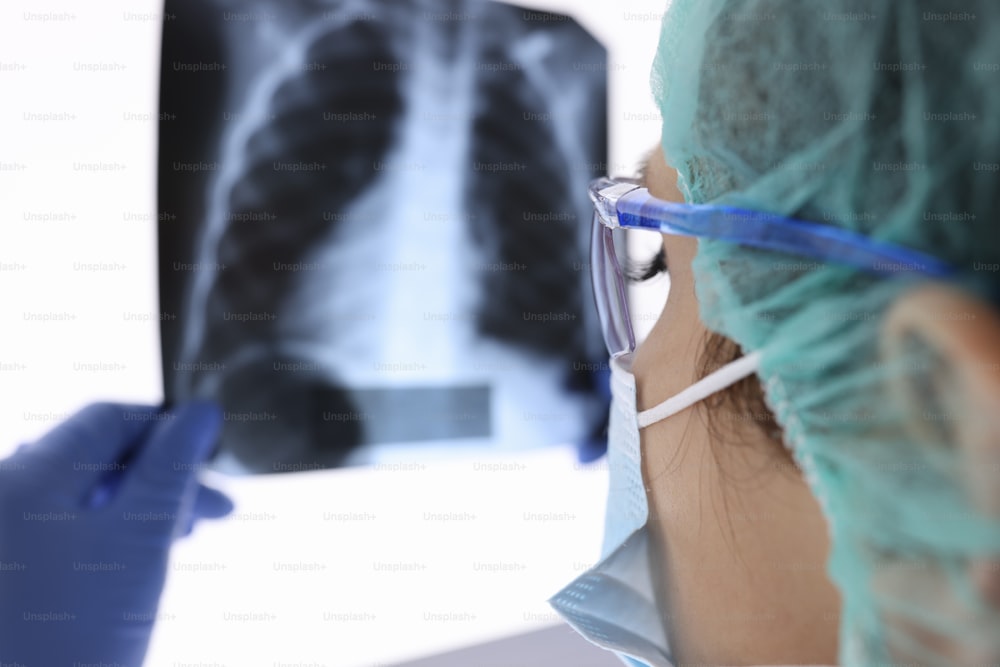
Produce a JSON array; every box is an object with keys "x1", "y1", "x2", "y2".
[{"x1": 0, "y1": 401, "x2": 233, "y2": 667}]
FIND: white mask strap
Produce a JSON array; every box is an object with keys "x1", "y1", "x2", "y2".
[{"x1": 637, "y1": 351, "x2": 762, "y2": 429}]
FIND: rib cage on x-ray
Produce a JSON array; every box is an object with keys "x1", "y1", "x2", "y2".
[{"x1": 165, "y1": 0, "x2": 608, "y2": 473}]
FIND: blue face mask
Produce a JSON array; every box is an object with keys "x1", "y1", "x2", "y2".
[{"x1": 550, "y1": 349, "x2": 761, "y2": 667}]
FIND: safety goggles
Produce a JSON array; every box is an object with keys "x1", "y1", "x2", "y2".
[{"x1": 590, "y1": 176, "x2": 956, "y2": 357}]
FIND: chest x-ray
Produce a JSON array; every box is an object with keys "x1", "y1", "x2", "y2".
[{"x1": 158, "y1": 0, "x2": 608, "y2": 474}]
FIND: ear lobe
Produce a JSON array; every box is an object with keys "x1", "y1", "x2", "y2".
[{"x1": 882, "y1": 282, "x2": 1000, "y2": 608}]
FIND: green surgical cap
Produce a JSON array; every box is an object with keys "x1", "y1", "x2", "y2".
[{"x1": 651, "y1": 1, "x2": 1000, "y2": 663}]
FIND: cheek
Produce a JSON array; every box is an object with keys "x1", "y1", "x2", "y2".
[
  {"x1": 633, "y1": 278, "x2": 717, "y2": 545},
  {"x1": 642, "y1": 414, "x2": 841, "y2": 664},
  {"x1": 639, "y1": 409, "x2": 714, "y2": 529},
  {"x1": 639, "y1": 408, "x2": 732, "y2": 659},
  {"x1": 631, "y1": 275, "x2": 704, "y2": 413}
]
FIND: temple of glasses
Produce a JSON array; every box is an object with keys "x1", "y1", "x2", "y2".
[{"x1": 588, "y1": 176, "x2": 955, "y2": 279}]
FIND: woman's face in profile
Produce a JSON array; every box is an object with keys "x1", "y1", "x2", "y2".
[{"x1": 629, "y1": 144, "x2": 841, "y2": 666}]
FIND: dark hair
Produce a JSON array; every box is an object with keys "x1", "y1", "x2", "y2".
[
  {"x1": 697, "y1": 330, "x2": 791, "y2": 464},
  {"x1": 627, "y1": 252, "x2": 791, "y2": 465},
  {"x1": 691, "y1": 331, "x2": 796, "y2": 556}
]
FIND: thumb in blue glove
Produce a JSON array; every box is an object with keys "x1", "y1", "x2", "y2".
[{"x1": 0, "y1": 401, "x2": 233, "y2": 667}]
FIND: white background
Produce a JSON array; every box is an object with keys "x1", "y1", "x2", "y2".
[{"x1": 0, "y1": 1, "x2": 671, "y2": 665}]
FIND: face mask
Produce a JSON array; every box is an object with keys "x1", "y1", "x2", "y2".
[{"x1": 551, "y1": 349, "x2": 762, "y2": 667}]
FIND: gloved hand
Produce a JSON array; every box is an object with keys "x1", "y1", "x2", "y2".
[{"x1": 0, "y1": 401, "x2": 233, "y2": 667}]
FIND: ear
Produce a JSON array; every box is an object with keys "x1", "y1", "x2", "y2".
[{"x1": 882, "y1": 282, "x2": 1000, "y2": 607}]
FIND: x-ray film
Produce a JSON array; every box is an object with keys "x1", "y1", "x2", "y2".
[{"x1": 158, "y1": 0, "x2": 609, "y2": 474}]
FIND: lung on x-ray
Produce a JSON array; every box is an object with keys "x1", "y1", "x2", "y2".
[{"x1": 158, "y1": 0, "x2": 609, "y2": 474}]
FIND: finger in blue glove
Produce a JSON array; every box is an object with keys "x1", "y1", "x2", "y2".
[{"x1": 0, "y1": 400, "x2": 231, "y2": 667}]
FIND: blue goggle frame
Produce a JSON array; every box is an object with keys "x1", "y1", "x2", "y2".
[{"x1": 589, "y1": 176, "x2": 956, "y2": 356}]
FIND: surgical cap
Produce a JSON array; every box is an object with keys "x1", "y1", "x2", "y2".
[{"x1": 652, "y1": 0, "x2": 1000, "y2": 663}]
